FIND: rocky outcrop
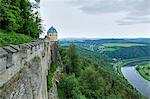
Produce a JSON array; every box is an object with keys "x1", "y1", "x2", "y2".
[
  {"x1": 48, "y1": 66, "x2": 63, "y2": 99},
  {"x1": 0, "y1": 39, "x2": 52, "y2": 99}
]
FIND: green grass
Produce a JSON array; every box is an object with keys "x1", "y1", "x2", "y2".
[
  {"x1": 0, "y1": 29, "x2": 32, "y2": 47},
  {"x1": 101, "y1": 43, "x2": 147, "y2": 53},
  {"x1": 136, "y1": 63, "x2": 150, "y2": 81},
  {"x1": 102, "y1": 43, "x2": 146, "y2": 47},
  {"x1": 102, "y1": 48, "x2": 117, "y2": 52}
]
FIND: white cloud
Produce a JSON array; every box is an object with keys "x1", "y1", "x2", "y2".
[
  {"x1": 39, "y1": 0, "x2": 150, "y2": 38},
  {"x1": 67, "y1": 0, "x2": 150, "y2": 25}
]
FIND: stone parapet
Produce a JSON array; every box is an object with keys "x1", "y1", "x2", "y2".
[{"x1": 0, "y1": 39, "x2": 51, "y2": 88}]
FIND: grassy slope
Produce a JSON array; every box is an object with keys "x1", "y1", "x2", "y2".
[
  {"x1": 0, "y1": 30, "x2": 32, "y2": 47},
  {"x1": 136, "y1": 63, "x2": 150, "y2": 81}
]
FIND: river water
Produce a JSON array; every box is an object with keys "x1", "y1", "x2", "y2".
[{"x1": 121, "y1": 66, "x2": 150, "y2": 98}]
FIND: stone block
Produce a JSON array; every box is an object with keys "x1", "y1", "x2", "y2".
[
  {"x1": 6, "y1": 54, "x2": 13, "y2": 68},
  {"x1": 10, "y1": 45, "x2": 20, "y2": 51},
  {"x1": 0, "y1": 48, "x2": 8, "y2": 57},
  {"x1": 25, "y1": 43, "x2": 33, "y2": 48},
  {"x1": 3, "y1": 46, "x2": 18, "y2": 53},
  {"x1": 0, "y1": 56, "x2": 7, "y2": 74}
]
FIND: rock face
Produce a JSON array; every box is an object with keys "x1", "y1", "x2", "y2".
[
  {"x1": 0, "y1": 39, "x2": 53, "y2": 99},
  {"x1": 49, "y1": 67, "x2": 63, "y2": 99}
]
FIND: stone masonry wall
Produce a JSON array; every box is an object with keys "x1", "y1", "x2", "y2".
[{"x1": 0, "y1": 38, "x2": 52, "y2": 99}]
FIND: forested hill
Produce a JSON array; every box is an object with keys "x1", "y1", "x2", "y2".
[
  {"x1": 104, "y1": 46, "x2": 150, "y2": 59},
  {"x1": 60, "y1": 38, "x2": 150, "y2": 60},
  {"x1": 60, "y1": 38, "x2": 150, "y2": 44}
]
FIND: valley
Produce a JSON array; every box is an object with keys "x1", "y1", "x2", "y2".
[{"x1": 60, "y1": 38, "x2": 150, "y2": 98}]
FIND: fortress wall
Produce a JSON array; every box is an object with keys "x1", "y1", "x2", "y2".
[{"x1": 0, "y1": 39, "x2": 52, "y2": 99}]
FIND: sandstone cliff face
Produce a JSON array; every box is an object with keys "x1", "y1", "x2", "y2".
[{"x1": 0, "y1": 39, "x2": 51, "y2": 99}]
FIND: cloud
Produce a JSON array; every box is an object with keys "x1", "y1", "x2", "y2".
[
  {"x1": 66, "y1": 0, "x2": 150, "y2": 25},
  {"x1": 116, "y1": 17, "x2": 150, "y2": 25}
]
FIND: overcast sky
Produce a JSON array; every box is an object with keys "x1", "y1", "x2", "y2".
[{"x1": 39, "y1": 0, "x2": 150, "y2": 39}]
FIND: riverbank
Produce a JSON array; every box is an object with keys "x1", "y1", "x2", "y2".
[
  {"x1": 115, "y1": 57, "x2": 150, "y2": 98},
  {"x1": 136, "y1": 63, "x2": 150, "y2": 81},
  {"x1": 122, "y1": 66, "x2": 150, "y2": 97},
  {"x1": 115, "y1": 57, "x2": 150, "y2": 78}
]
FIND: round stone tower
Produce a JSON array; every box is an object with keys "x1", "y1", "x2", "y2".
[
  {"x1": 47, "y1": 26, "x2": 57, "y2": 42},
  {"x1": 47, "y1": 26, "x2": 58, "y2": 63}
]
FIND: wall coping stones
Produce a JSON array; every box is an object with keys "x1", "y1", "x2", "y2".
[
  {"x1": 30, "y1": 43, "x2": 36, "y2": 47},
  {"x1": 19, "y1": 44, "x2": 29, "y2": 49},
  {"x1": 0, "y1": 48, "x2": 8, "y2": 57},
  {"x1": 2, "y1": 46, "x2": 18, "y2": 53},
  {"x1": 9, "y1": 45, "x2": 20, "y2": 52},
  {"x1": 24, "y1": 43, "x2": 32, "y2": 48},
  {"x1": 0, "y1": 38, "x2": 51, "y2": 88},
  {"x1": 0, "y1": 39, "x2": 46, "y2": 58}
]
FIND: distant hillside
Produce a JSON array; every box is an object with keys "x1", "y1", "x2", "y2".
[
  {"x1": 60, "y1": 38, "x2": 150, "y2": 60},
  {"x1": 125, "y1": 38, "x2": 150, "y2": 44},
  {"x1": 104, "y1": 46, "x2": 150, "y2": 59},
  {"x1": 86, "y1": 39, "x2": 131, "y2": 43},
  {"x1": 60, "y1": 38, "x2": 150, "y2": 44}
]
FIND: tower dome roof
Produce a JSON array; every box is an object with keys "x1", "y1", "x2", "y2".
[{"x1": 47, "y1": 26, "x2": 57, "y2": 34}]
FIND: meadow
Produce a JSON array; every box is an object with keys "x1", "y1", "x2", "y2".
[{"x1": 102, "y1": 43, "x2": 146, "y2": 47}]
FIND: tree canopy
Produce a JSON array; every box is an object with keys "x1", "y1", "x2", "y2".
[
  {"x1": 58, "y1": 44, "x2": 144, "y2": 99},
  {"x1": 0, "y1": 0, "x2": 42, "y2": 38}
]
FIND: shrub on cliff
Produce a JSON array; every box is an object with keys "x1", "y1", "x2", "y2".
[{"x1": 47, "y1": 63, "x2": 58, "y2": 90}]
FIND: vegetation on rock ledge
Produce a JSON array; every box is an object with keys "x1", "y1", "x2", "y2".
[{"x1": 47, "y1": 63, "x2": 58, "y2": 91}]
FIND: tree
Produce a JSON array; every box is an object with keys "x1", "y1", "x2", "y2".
[
  {"x1": 0, "y1": 3, "x2": 23, "y2": 31},
  {"x1": 0, "y1": 0, "x2": 42, "y2": 38},
  {"x1": 58, "y1": 74, "x2": 82, "y2": 99},
  {"x1": 79, "y1": 67, "x2": 106, "y2": 98},
  {"x1": 67, "y1": 44, "x2": 81, "y2": 76}
]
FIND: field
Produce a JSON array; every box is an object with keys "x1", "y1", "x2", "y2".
[
  {"x1": 102, "y1": 43, "x2": 146, "y2": 47},
  {"x1": 136, "y1": 63, "x2": 150, "y2": 81},
  {"x1": 101, "y1": 43, "x2": 147, "y2": 52},
  {"x1": 101, "y1": 47, "x2": 117, "y2": 52}
]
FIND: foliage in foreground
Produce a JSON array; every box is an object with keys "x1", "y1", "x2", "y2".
[
  {"x1": 0, "y1": 0, "x2": 42, "y2": 38},
  {"x1": 0, "y1": 30, "x2": 32, "y2": 47},
  {"x1": 58, "y1": 44, "x2": 144, "y2": 99}
]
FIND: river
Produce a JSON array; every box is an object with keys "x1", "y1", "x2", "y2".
[{"x1": 121, "y1": 66, "x2": 150, "y2": 98}]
